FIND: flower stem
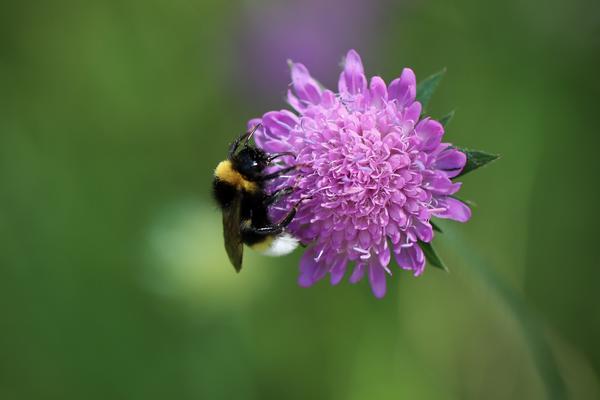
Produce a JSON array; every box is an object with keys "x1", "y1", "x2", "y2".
[{"x1": 443, "y1": 226, "x2": 567, "y2": 400}]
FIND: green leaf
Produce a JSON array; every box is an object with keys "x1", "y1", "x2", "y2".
[
  {"x1": 416, "y1": 68, "x2": 446, "y2": 112},
  {"x1": 450, "y1": 195, "x2": 477, "y2": 208},
  {"x1": 454, "y1": 148, "x2": 499, "y2": 178},
  {"x1": 439, "y1": 110, "x2": 455, "y2": 127},
  {"x1": 418, "y1": 241, "x2": 448, "y2": 272},
  {"x1": 430, "y1": 220, "x2": 443, "y2": 233}
]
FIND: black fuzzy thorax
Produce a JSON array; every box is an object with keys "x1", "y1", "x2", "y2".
[{"x1": 212, "y1": 175, "x2": 274, "y2": 247}]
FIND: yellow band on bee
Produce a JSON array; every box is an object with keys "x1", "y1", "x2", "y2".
[{"x1": 215, "y1": 160, "x2": 258, "y2": 192}]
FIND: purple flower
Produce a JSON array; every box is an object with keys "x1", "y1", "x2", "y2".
[{"x1": 249, "y1": 50, "x2": 471, "y2": 298}]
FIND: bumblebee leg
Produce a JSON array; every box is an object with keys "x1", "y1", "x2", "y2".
[
  {"x1": 277, "y1": 205, "x2": 297, "y2": 227},
  {"x1": 265, "y1": 186, "x2": 294, "y2": 206},
  {"x1": 262, "y1": 196, "x2": 311, "y2": 229},
  {"x1": 241, "y1": 204, "x2": 299, "y2": 238},
  {"x1": 242, "y1": 224, "x2": 284, "y2": 236},
  {"x1": 272, "y1": 195, "x2": 313, "y2": 227},
  {"x1": 259, "y1": 165, "x2": 299, "y2": 181},
  {"x1": 268, "y1": 152, "x2": 296, "y2": 162}
]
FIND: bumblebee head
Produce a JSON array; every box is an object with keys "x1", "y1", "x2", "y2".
[{"x1": 231, "y1": 146, "x2": 270, "y2": 180}]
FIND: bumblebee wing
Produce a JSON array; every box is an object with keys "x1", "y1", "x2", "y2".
[{"x1": 222, "y1": 194, "x2": 244, "y2": 272}]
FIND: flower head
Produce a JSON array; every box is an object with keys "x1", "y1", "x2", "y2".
[{"x1": 249, "y1": 50, "x2": 471, "y2": 298}]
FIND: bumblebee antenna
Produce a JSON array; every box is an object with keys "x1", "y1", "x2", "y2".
[
  {"x1": 244, "y1": 123, "x2": 262, "y2": 146},
  {"x1": 228, "y1": 123, "x2": 263, "y2": 158}
]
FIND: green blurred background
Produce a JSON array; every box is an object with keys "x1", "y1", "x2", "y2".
[{"x1": 1, "y1": 0, "x2": 599, "y2": 398}]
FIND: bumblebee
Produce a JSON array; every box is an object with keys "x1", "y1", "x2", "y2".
[{"x1": 212, "y1": 125, "x2": 300, "y2": 272}]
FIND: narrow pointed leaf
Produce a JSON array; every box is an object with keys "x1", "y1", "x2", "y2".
[
  {"x1": 454, "y1": 148, "x2": 499, "y2": 178},
  {"x1": 418, "y1": 241, "x2": 448, "y2": 272},
  {"x1": 439, "y1": 110, "x2": 455, "y2": 127},
  {"x1": 450, "y1": 195, "x2": 477, "y2": 208},
  {"x1": 416, "y1": 68, "x2": 446, "y2": 112},
  {"x1": 431, "y1": 220, "x2": 443, "y2": 233}
]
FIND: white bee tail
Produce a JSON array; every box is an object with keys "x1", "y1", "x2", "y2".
[{"x1": 261, "y1": 233, "x2": 299, "y2": 257}]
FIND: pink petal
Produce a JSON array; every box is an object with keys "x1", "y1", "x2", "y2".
[
  {"x1": 368, "y1": 262, "x2": 387, "y2": 298},
  {"x1": 388, "y1": 154, "x2": 410, "y2": 170},
  {"x1": 385, "y1": 221, "x2": 401, "y2": 244},
  {"x1": 394, "y1": 244, "x2": 426, "y2": 276},
  {"x1": 338, "y1": 49, "x2": 367, "y2": 95},
  {"x1": 369, "y1": 76, "x2": 387, "y2": 108},
  {"x1": 415, "y1": 118, "x2": 444, "y2": 152},
  {"x1": 434, "y1": 148, "x2": 467, "y2": 178},
  {"x1": 388, "y1": 203, "x2": 407, "y2": 225},
  {"x1": 377, "y1": 242, "x2": 391, "y2": 268},
  {"x1": 290, "y1": 62, "x2": 322, "y2": 105},
  {"x1": 259, "y1": 139, "x2": 292, "y2": 153},
  {"x1": 358, "y1": 230, "x2": 371, "y2": 248},
  {"x1": 388, "y1": 68, "x2": 416, "y2": 107},
  {"x1": 286, "y1": 89, "x2": 304, "y2": 112},
  {"x1": 312, "y1": 263, "x2": 329, "y2": 282},
  {"x1": 424, "y1": 172, "x2": 462, "y2": 195},
  {"x1": 330, "y1": 258, "x2": 348, "y2": 285},
  {"x1": 320, "y1": 90, "x2": 337, "y2": 108},
  {"x1": 413, "y1": 221, "x2": 433, "y2": 243},
  {"x1": 298, "y1": 248, "x2": 318, "y2": 287},
  {"x1": 262, "y1": 110, "x2": 299, "y2": 137},
  {"x1": 404, "y1": 101, "x2": 422, "y2": 123},
  {"x1": 349, "y1": 262, "x2": 365, "y2": 283},
  {"x1": 434, "y1": 197, "x2": 472, "y2": 223}
]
